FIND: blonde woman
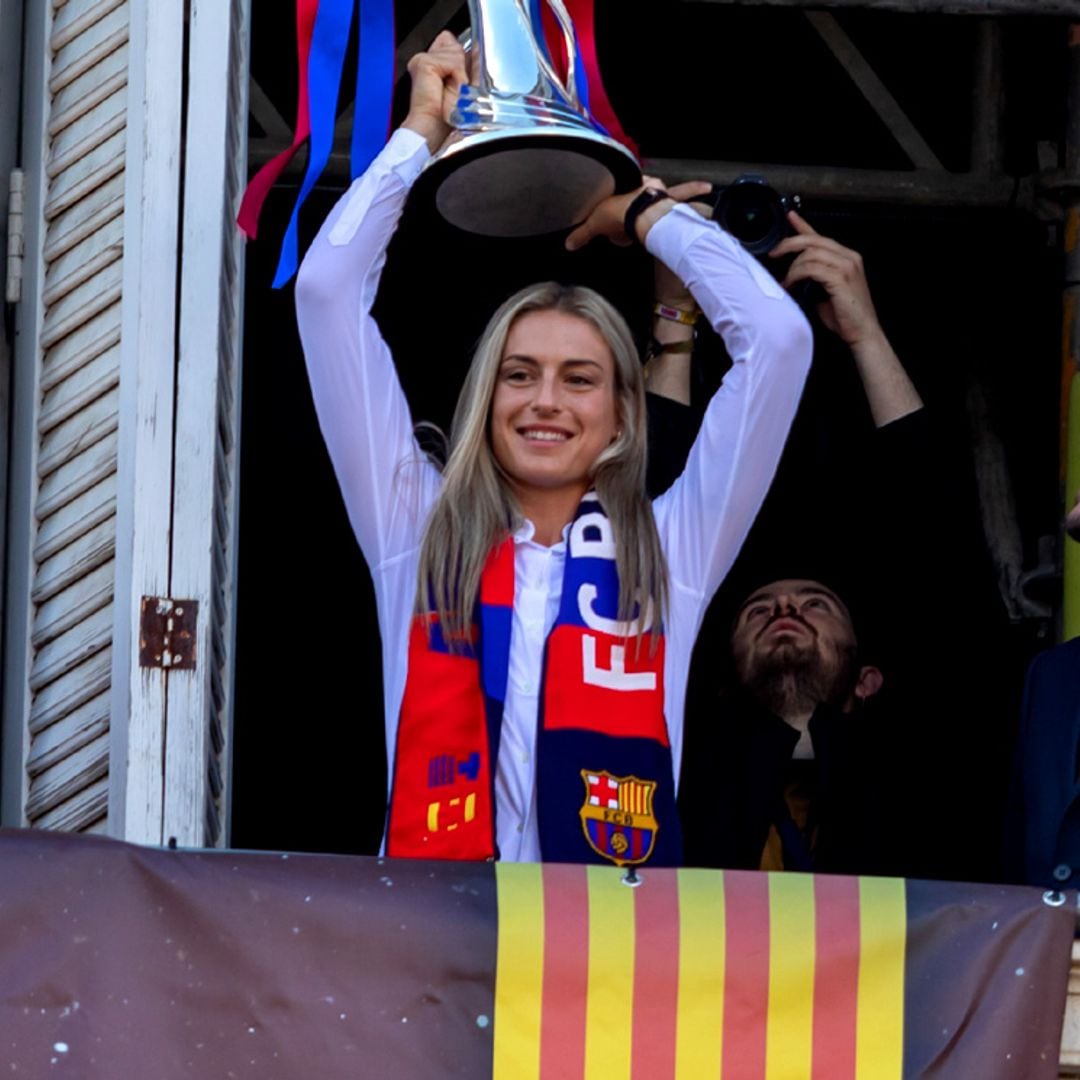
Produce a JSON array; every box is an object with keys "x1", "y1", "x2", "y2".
[{"x1": 295, "y1": 33, "x2": 812, "y2": 865}]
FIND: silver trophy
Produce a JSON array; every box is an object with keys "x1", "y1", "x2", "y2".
[{"x1": 411, "y1": 0, "x2": 640, "y2": 237}]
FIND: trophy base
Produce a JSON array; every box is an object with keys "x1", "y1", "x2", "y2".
[{"x1": 412, "y1": 127, "x2": 641, "y2": 238}]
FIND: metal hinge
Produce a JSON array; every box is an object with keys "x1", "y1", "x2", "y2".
[
  {"x1": 139, "y1": 596, "x2": 198, "y2": 670},
  {"x1": 5, "y1": 168, "x2": 23, "y2": 304}
]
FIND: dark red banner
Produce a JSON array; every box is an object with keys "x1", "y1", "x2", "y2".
[{"x1": 0, "y1": 829, "x2": 1072, "y2": 1077}]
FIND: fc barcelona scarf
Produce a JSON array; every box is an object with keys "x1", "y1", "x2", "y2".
[{"x1": 386, "y1": 494, "x2": 682, "y2": 866}]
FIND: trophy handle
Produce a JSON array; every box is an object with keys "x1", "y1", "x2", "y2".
[{"x1": 542, "y1": 0, "x2": 582, "y2": 112}]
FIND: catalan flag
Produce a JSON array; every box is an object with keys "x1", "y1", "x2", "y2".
[{"x1": 0, "y1": 830, "x2": 1072, "y2": 1077}]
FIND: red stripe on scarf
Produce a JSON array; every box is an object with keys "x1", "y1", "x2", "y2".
[
  {"x1": 542, "y1": 625, "x2": 667, "y2": 742},
  {"x1": 386, "y1": 619, "x2": 495, "y2": 860}
]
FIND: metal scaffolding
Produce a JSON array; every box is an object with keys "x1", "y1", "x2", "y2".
[{"x1": 244, "y1": 0, "x2": 1080, "y2": 627}]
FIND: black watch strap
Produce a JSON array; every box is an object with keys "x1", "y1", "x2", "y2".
[{"x1": 623, "y1": 188, "x2": 670, "y2": 245}]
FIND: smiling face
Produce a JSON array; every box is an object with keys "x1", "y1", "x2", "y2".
[
  {"x1": 731, "y1": 578, "x2": 867, "y2": 717},
  {"x1": 489, "y1": 308, "x2": 620, "y2": 502}
]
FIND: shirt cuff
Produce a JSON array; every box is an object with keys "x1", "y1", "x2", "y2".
[
  {"x1": 644, "y1": 203, "x2": 733, "y2": 265},
  {"x1": 382, "y1": 126, "x2": 432, "y2": 187}
]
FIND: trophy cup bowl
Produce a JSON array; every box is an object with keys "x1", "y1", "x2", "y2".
[{"x1": 410, "y1": 0, "x2": 641, "y2": 237}]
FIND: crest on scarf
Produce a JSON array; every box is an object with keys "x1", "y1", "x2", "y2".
[{"x1": 579, "y1": 770, "x2": 659, "y2": 866}]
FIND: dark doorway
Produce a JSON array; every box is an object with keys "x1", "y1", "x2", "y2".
[{"x1": 230, "y1": 3, "x2": 1068, "y2": 882}]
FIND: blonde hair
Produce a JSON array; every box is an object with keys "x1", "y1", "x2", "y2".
[{"x1": 417, "y1": 282, "x2": 668, "y2": 647}]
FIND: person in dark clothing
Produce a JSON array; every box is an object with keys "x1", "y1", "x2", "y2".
[
  {"x1": 646, "y1": 208, "x2": 993, "y2": 879},
  {"x1": 1006, "y1": 492, "x2": 1080, "y2": 888}
]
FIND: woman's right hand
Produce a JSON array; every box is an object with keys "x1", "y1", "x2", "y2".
[{"x1": 403, "y1": 31, "x2": 468, "y2": 154}]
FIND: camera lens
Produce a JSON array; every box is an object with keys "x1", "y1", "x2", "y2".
[{"x1": 714, "y1": 177, "x2": 786, "y2": 256}]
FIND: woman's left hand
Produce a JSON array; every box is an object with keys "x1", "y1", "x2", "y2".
[{"x1": 565, "y1": 178, "x2": 711, "y2": 251}]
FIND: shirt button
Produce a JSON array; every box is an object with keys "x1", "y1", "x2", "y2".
[
  {"x1": 1053, "y1": 863, "x2": 1072, "y2": 882},
  {"x1": 516, "y1": 823, "x2": 524, "y2": 833},
  {"x1": 523, "y1": 682, "x2": 534, "y2": 694}
]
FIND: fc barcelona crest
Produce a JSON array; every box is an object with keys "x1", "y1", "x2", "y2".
[{"x1": 579, "y1": 770, "x2": 659, "y2": 867}]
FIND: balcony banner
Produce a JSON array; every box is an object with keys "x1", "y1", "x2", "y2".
[{"x1": 0, "y1": 829, "x2": 1072, "y2": 1078}]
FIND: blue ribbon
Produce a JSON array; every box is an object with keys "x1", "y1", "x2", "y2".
[
  {"x1": 273, "y1": 0, "x2": 356, "y2": 289},
  {"x1": 351, "y1": 0, "x2": 395, "y2": 180}
]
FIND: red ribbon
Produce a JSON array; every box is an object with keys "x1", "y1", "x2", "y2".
[
  {"x1": 563, "y1": 0, "x2": 638, "y2": 157},
  {"x1": 237, "y1": 0, "x2": 321, "y2": 240}
]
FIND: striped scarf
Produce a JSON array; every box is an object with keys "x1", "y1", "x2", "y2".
[{"x1": 386, "y1": 494, "x2": 681, "y2": 865}]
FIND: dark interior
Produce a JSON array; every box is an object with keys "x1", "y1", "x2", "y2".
[{"x1": 230, "y1": 2, "x2": 1068, "y2": 880}]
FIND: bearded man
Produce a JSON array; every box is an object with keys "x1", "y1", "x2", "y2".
[{"x1": 677, "y1": 575, "x2": 895, "y2": 874}]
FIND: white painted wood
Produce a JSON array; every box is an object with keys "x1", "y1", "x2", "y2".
[
  {"x1": 39, "y1": 348, "x2": 119, "y2": 432},
  {"x1": 31, "y1": 560, "x2": 113, "y2": 645},
  {"x1": 26, "y1": 690, "x2": 110, "y2": 776},
  {"x1": 29, "y1": 647, "x2": 111, "y2": 734},
  {"x1": 164, "y1": 0, "x2": 249, "y2": 848},
  {"x1": 108, "y1": 0, "x2": 184, "y2": 845},
  {"x1": 35, "y1": 429, "x2": 115, "y2": 516},
  {"x1": 40, "y1": 316, "x2": 120, "y2": 391},
  {"x1": 38, "y1": 387, "x2": 118, "y2": 475},
  {"x1": 33, "y1": 775, "x2": 108, "y2": 831},
  {"x1": 0, "y1": 0, "x2": 28, "y2": 826},
  {"x1": 34, "y1": 475, "x2": 116, "y2": 562},
  {"x1": 29, "y1": 602, "x2": 111, "y2": 690},
  {"x1": 2, "y1": 0, "x2": 147, "y2": 836}
]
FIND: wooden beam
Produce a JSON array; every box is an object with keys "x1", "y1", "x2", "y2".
[
  {"x1": 643, "y1": 157, "x2": 1032, "y2": 207},
  {"x1": 691, "y1": 0, "x2": 1080, "y2": 16},
  {"x1": 804, "y1": 10, "x2": 942, "y2": 170}
]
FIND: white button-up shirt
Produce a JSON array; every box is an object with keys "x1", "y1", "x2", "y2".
[{"x1": 296, "y1": 128, "x2": 813, "y2": 860}]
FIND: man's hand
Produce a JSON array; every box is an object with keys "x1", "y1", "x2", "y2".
[
  {"x1": 403, "y1": 31, "x2": 468, "y2": 154},
  {"x1": 770, "y1": 211, "x2": 885, "y2": 351},
  {"x1": 565, "y1": 178, "x2": 711, "y2": 251}
]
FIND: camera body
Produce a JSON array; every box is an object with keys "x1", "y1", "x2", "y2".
[
  {"x1": 709, "y1": 175, "x2": 802, "y2": 258},
  {"x1": 709, "y1": 175, "x2": 826, "y2": 306}
]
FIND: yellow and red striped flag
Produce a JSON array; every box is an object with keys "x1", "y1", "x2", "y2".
[
  {"x1": 0, "y1": 830, "x2": 1072, "y2": 1078},
  {"x1": 492, "y1": 864, "x2": 1071, "y2": 1080}
]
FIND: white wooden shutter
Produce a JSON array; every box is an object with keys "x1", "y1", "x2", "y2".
[
  {"x1": 164, "y1": 0, "x2": 249, "y2": 847},
  {"x1": 5, "y1": 0, "x2": 135, "y2": 834},
  {"x1": 6, "y1": 0, "x2": 249, "y2": 846}
]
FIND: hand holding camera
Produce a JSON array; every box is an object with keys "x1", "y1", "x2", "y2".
[{"x1": 768, "y1": 211, "x2": 885, "y2": 351}]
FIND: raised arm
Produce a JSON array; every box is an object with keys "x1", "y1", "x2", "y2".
[
  {"x1": 771, "y1": 211, "x2": 922, "y2": 428},
  {"x1": 648, "y1": 208, "x2": 813, "y2": 598},
  {"x1": 567, "y1": 189, "x2": 812, "y2": 598},
  {"x1": 293, "y1": 34, "x2": 467, "y2": 568}
]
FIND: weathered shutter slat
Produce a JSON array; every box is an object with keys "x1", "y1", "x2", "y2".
[
  {"x1": 31, "y1": 776, "x2": 108, "y2": 832},
  {"x1": 29, "y1": 649, "x2": 112, "y2": 735},
  {"x1": 31, "y1": 517, "x2": 114, "y2": 609},
  {"x1": 25, "y1": 691, "x2": 110, "y2": 777},
  {"x1": 29, "y1": 604, "x2": 112, "y2": 690},
  {"x1": 31, "y1": 562, "x2": 113, "y2": 646},
  {"x1": 36, "y1": 434, "x2": 116, "y2": 510},
  {"x1": 16, "y1": 0, "x2": 130, "y2": 833},
  {"x1": 39, "y1": 353, "x2": 119, "y2": 432},
  {"x1": 34, "y1": 478, "x2": 116, "y2": 563}
]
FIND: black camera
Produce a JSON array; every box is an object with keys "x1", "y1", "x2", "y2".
[
  {"x1": 710, "y1": 176, "x2": 826, "y2": 305},
  {"x1": 710, "y1": 175, "x2": 801, "y2": 258}
]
